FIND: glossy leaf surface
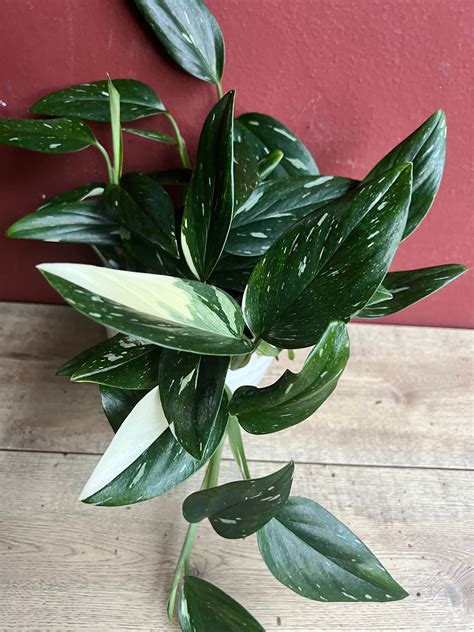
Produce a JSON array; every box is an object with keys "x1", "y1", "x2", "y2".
[
  {"x1": 122, "y1": 127, "x2": 175, "y2": 144},
  {"x1": 227, "y1": 175, "x2": 355, "y2": 257},
  {"x1": 38, "y1": 264, "x2": 253, "y2": 356},
  {"x1": 365, "y1": 110, "x2": 446, "y2": 238},
  {"x1": 159, "y1": 350, "x2": 229, "y2": 459},
  {"x1": 58, "y1": 333, "x2": 160, "y2": 389},
  {"x1": 258, "y1": 496, "x2": 408, "y2": 602},
  {"x1": 229, "y1": 322, "x2": 349, "y2": 434},
  {"x1": 6, "y1": 200, "x2": 119, "y2": 245},
  {"x1": 31, "y1": 79, "x2": 165, "y2": 121},
  {"x1": 358, "y1": 264, "x2": 467, "y2": 318},
  {"x1": 181, "y1": 92, "x2": 234, "y2": 280},
  {"x1": 39, "y1": 183, "x2": 105, "y2": 208},
  {"x1": 0, "y1": 118, "x2": 96, "y2": 153},
  {"x1": 99, "y1": 386, "x2": 146, "y2": 432},
  {"x1": 234, "y1": 142, "x2": 260, "y2": 208},
  {"x1": 134, "y1": 0, "x2": 225, "y2": 84},
  {"x1": 365, "y1": 284, "x2": 393, "y2": 306},
  {"x1": 243, "y1": 163, "x2": 412, "y2": 348},
  {"x1": 235, "y1": 113, "x2": 318, "y2": 179},
  {"x1": 183, "y1": 462, "x2": 294, "y2": 539},
  {"x1": 178, "y1": 576, "x2": 264, "y2": 632}
]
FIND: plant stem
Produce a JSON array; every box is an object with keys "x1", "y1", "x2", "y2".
[
  {"x1": 215, "y1": 79, "x2": 223, "y2": 100},
  {"x1": 166, "y1": 436, "x2": 225, "y2": 620},
  {"x1": 227, "y1": 415, "x2": 251, "y2": 480},
  {"x1": 164, "y1": 111, "x2": 191, "y2": 169},
  {"x1": 94, "y1": 141, "x2": 115, "y2": 184}
]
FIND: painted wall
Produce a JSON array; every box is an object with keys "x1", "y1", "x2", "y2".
[{"x1": 0, "y1": 0, "x2": 472, "y2": 328}]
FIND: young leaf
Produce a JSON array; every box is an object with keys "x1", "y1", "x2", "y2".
[
  {"x1": 235, "y1": 112, "x2": 318, "y2": 178},
  {"x1": 99, "y1": 386, "x2": 147, "y2": 432},
  {"x1": 0, "y1": 118, "x2": 96, "y2": 153},
  {"x1": 258, "y1": 149, "x2": 284, "y2": 180},
  {"x1": 134, "y1": 0, "x2": 225, "y2": 85},
  {"x1": 107, "y1": 78, "x2": 123, "y2": 183},
  {"x1": 227, "y1": 175, "x2": 355, "y2": 257},
  {"x1": 181, "y1": 92, "x2": 235, "y2": 280},
  {"x1": 119, "y1": 173, "x2": 179, "y2": 256},
  {"x1": 178, "y1": 576, "x2": 264, "y2": 632},
  {"x1": 6, "y1": 200, "x2": 120, "y2": 245},
  {"x1": 365, "y1": 110, "x2": 446, "y2": 238},
  {"x1": 243, "y1": 163, "x2": 413, "y2": 348},
  {"x1": 159, "y1": 350, "x2": 229, "y2": 459},
  {"x1": 358, "y1": 264, "x2": 467, "y2": 318},
  {"x1": 183, "y1": 462, "x2": 294, "y2": 539},
  {"x1": 81, "y1": 387, "x2": 228, "y2": 505},
  {"x1": 365, "y1": 284, "x2": 393, "y2": 306},
  {"x1": 258, "y1": 496, "x2": 408, "y2": 602},
  {"x1": 30, "y1": 79, "x2": 166, "y2": 121},
  {"x1": 39, "y1": 182, "x2": 105, "y2": 208},
  {"x1": 122, "y1": 127, "x2": 175, "y2": 144},
  {"x1": 234, "y1": 142, "x2": 260, "y2": 208},
  {"x1": 229, "y1": 321, "x2": 349, "y2": 434},
  {"x1": 37, "y1": 264, "x2": 253, "y2": 356},
  {"x1": 57, "y1": 333, "x2": 161, "y2": 389}
]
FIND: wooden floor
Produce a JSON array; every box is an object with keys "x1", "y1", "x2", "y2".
[{"x1": 0, "y1": 302, "x2": 472, "y2": 631}]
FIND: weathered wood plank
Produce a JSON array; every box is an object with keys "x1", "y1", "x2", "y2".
[
  {"x1": 1, "y1": 302, "x2": 472, "y2": 468},
  {"x1": 0, "y1": 451, "x2": 471, "y2": 631}
]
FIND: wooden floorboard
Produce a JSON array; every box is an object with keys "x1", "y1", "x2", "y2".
[{"x1": 0, "y1": 451, "x2": 472, "y2": 631}]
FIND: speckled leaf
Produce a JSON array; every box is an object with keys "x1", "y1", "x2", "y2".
[
  {"x1": 6, "y1": 200, "x2": 119, "y2": 245},
  {"x1": 122, "y1": 127, "x2": 175, "y2": 144},
  {"x1": 81, "y1": 388, "x2": 228, "y2": 505},
  {"x1": 99, "y1": 386, "x2": 146, "y2": 432},
  {"x1": 183, "y1": 462, "x2": 294, "y2": 539},
  {"x1": 0, "y1": 118, "x2": 96, "y2": 153},
  {"x1": 365, "y1": 110, "x2": 446, "y2": 238},
  {"x1": 234, "y1": 142, "x2": 259, "y2": 208},
  {"x1": 30, "y1": 79, "x2": 165, "y2": 121},
  {"x1": 243, "y1": 163, "x2": 412, "y2": 348},
  {"x1": 235, "y1": 113, "x2": 318, "y2": 179},
  {"x1": 358, "y1": 264, "x2": 467, "y2": 318},
  {"x1": 37, "y1": 264, "x2": 253, "y2": 356},
  {"x1": 226, "y1": 175, "x2": 355, "y2": 257},
  {"x1": 258, "y1": 496, "x2": 408, "y2": 602},
  {"x1": 178, "y1": 576, "x2": 264, "y2": 632},
  {"x1": 209, "y1": 253, "x2": 259, "y2": 292},
  {"x1": 134, "y1": 0, "x2": 224, "y2": 84},
  {"x1": 181, "y1": 92, "x2": 234, "y2": 280},
  {"x1": 118, "y1": 173, "x2": 179, "y2": 256},
  {"x1": 57, "y1": 333, "x2": 160, "y2": 389},
  {"x1": 39, "y1": 182, "x2": 105, "y2": 208},
  {"x1": 159, "y1": 350, "x2": 229, "y2": 459},
  {"x1": 365, "y1": 284, "x2": 393, "y2": 306},
  {"x1": 229, "y1": 322, "x2": 349, "y2": 434}
]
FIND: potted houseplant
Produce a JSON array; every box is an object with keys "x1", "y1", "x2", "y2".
[{"x1": 1, "y1": 1, "x2": 466, "y2": 629}]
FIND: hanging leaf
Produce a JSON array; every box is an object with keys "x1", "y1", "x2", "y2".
[
  {"x1": 209, "y1": 253, "x2": 259, "y2": 293},
  {"x1": 39, "y1": 182, "x2": 105, "y2": 208},
  {"x1": 235, "y1": 113, "x2": 318, "y2": 178},
  {"x1": 134, "y1": 0, "x2": 225, "y2": 85},
  {"x1": 365, "y1": 110, "x2": 446, "y2": 238},
  {"x1": 178, "y1": 576, "x2": 264, "y2": 632},
  {"x1": 37, "y1": 264, "x2": 253, "y2": 356},
  {"x1": 122, "y1": 127, "x2": 175, "y2": 144},
  {"x1": 226, "y1": 175, "x2": 355, "y2": 257},
  {"x1": 234, "y1": 142, "x2": 260, "y2": 208},
  {"x1": 119, "y1": 173, "x2": 179, "y2": 256},
  {"x1": 0, "y1": 118, "x2": 96, "y2": 153},
  {"x1": 99, "y1": 386, "x2": 147, "y2": 432},
  {"x1": 30, "y1": 79, "x2": 166, "y2": 122},
  {"x1": 159, "y1": 350, "x2": 229, "y2": 459},
  {"x1": 183, "y1": 462, "x2": 294, "y2": 539},
  {"x1": 81, "y1": 388, "x2": 228, "y2": 506},
  {"x1": 57, "y1": 333, "x2": 161, "y2": 389},
  {"x1": 243, "y1": 163, "x2": 412, "y2": 348},
  {"x1": 229, "y1": 322, "x2": 349, "y2": 434},
  {"x1": 181, "y1": 92, "x2": 235, "y2": 280},
  {"x1": 358, "y1": 264, "x2": 467, "y2": 318},
  {"x1": 258, "y1": 496, "x2": 408, "y2": 602}
]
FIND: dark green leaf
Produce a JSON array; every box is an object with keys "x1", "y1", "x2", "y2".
[
  {"x1": 148, "y1": 168, "x2": 192, "y2": 185},
  {"x1": 57, "y1": 333, "x2": 160, "y2": 389},
  {"x1": 0, "y1": 118, "x2": 96, "y2": 153},
  {"x1": 365, "y1": 284, "x2": 393, "y2": 306},
  {"x1": 99, "y1": 386, "x2": 147, "y2": 432},
  {"x1": 243, "y1": 163, "x2": 412, "y2": 348},
  {"x1": 235, "y1": 113, "x2": 318, "y2": 179},
  {"x1": 124, "y1": 234, "x2": 190, "y2": 277},
  {"x1": 234, "y1": 142, "x2": 259, "y2": 208},
  {"x1": 178, "y1": 576, "x2": 264, "y2": 632},
  {"x1": 6, "y1": 200, "x2": 120, "y2": 245},
  {"x1": 209, "y1": 253, "x2": 259, "y2": 292},
  {"x1": 258, "y1": 149, "x2": 284, "y2": 180},
  {"x1": 230, "y1": 322, "x2": 349, "y2": 434},
  {"x1": 183, "y1": 462, "x2": 294, "y2": 538},
  {"x1": 258, "y1": 496, "x2": 408, "y2": 602},
  {"x1": 122, "y1": 127, "x2": 175, "y2": 144},
  {"x1": 119, "y1": 173, "x2": 179, "y2": 256},
  {"x1": 38, "y1": 264, "x2": 253, "y2": 356},
  {"x1": 181, "y1": 92, "x2": 234, "y2": 280},
  {"x1": 30, "y1": 79, "x2": 166, "y2": 121},
  {"x1": 358, "y1": 264, "x2": 467, "y2": 318},
  {"x1": 365, "y1": 110, "x2": 446, "y2": 238},
  {"x1": 159, "y1": 350, "x2": 229, "y2": 459},
  {"x1": 134, "y1": 0, "x2": 225, "y2": 84},
  {"x1": 227, "y1": 175, "x2": 355, "y2": 257},
  {"x1": 39, "y1": 182, "x2": 105, "y2": 208}
]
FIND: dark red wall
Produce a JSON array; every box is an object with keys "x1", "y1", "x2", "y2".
[{"x1": 0, "y1": 0, "x2": 472, "y2": 327}]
